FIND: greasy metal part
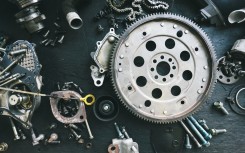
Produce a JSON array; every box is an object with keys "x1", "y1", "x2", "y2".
[
  {"x1": 8, "y1": 0, "x2": 41, "y2": 9},
  {"x1": 9, "y1": 117, "x2": 21, "y2": 140},
  {"x1": 9, "y1": 49, "x2": 26, "y2": 56},
  {"x1": 0, "y1": 143, "x2": 8, "y2": 152},
  {"x1": 213, "y1": 101, "x2": 229, "y2": 115},
  {"x1": 0, "y1": 40, "x2": 42, "y2": 129},
  {"x1": 110, "y1": 138, "x2": 139, "y2": 153},
  {"x1": 90, "y1": 65, "x2": 105, "y2": 87},
  {"x1": 217, "y1": 56, "x2": 241, "y2": 84},
  {"x1": 110, "y1": 13, "x2": 216, "y2": 123},
  {"x1": 91, "y1": 28, "x2": 119, "y2": 74},
  {"x1": 185, "y1": 134, "x2": 192, "y2": 149},
  {"x1": 188, "y1": 116, "x2": 212, "y2": 140},
  {"x1": 210, "y1": 129, "x2": 227, "y2": 136},
  {"x1": 0, "y1": 54, "x2": 24, "y2": 76},
  {"x1": 114, "y1": 122, "x2": 124, "y2": 139},
  {"x1": 227, "y1": 85, "x2": 245, "y2": 115},
  {"x1": 15, "y1": 6, "x2": 46, "y2": 33},
  {"x1": 230, "y1": 39, "x2": 245, "y2": 60},
  {"x1": 228, "y1": 8, "x2": 245, "y2": 24},
  {"x1": 196, "y1": 0, "x2": 226, "y2": 26},
  {"x1": 185, "y1": 118, "x2": 210, "y2": 147},
  {"x1": 30, "y1": 128, "x2": 44, "y2": 146},
  {"x1": 43, "y1": 30, "x2": 50, "y2": 38},
  {"x1": 62, "y1": 0, "x2": 83, "y2": 29},
  {"x1": 180, "y1": 121, "x2": 202, "y2": 148},
  {"x1": 198, "y1": 119, "x2": 209, "y2": 131},
  {"x1": 48, "y1": 123, "x2": 57, "y2": 130},
  {"x1": 50, "y1": 90, "x2": 87, "y2": 124},
  {"x1": 93, "y1": 96, "x2": 119, "y2": 121}
]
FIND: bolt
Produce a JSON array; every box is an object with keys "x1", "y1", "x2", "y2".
[
  {"x1": 48, "y1": 133, "x2": 58, "y2": 143},
  {"x1": 9, "y1": 49, "x2": 26, "y2": 56},
  {"x1": 188, "y1": 116, "x2": 212, "y2": 140},
  {"x1": 58, "y1": 35, "x2": 65, "y2": 44},
  {"x1": 43, "y1": 30, "x2": 50, "y2": 38},
  {"x1": 70, "y1": 128, "x2": 81, "y2": 140},
  {"x1": 49, "y1": 123, "x2": 57, "y2": 130},
  {"x1": 213, "y1": 101, "x2": 229, "y2": 115},
  {"x1": 114, "y1": 122, "x2": 124, "y2": 139},
  {"x1": 40, "y1": 39, "x2": 48, "y2": 45},
  {"x1": 51, "y1": 37, "x2": 58, "y2": 47},
  {"x1": 9, "y1": 118, "x2": 20, "y2": 140},
  {"x1": 210, "y1": 129, "x2": 227, "y2": 136},
  {"x1": 31, "y1": 128, "x2": 44, "y2": 146},
  {"x1": 68, "y1": 124, "x2": 83, "y2": 132},
  {"x1": 180, "y1": 121, "x2": 202, "y2": 148},
  {"x1": 0, "y1": 143, "x2": 8, "y2": 151},
  {"x1": 198, "y1": 119, "x2": 209, "y2": 131},
  {"x1": 45, "y1": 39, "x2": 53, "y2": 46},
  {"x1": 185, "y1": 134, "x2": 192, "y2": 149},
  {"x1": 185, "y1": 118, "x2": 210, "y2": 147},
  {"x1": 121, "y1": 126, "x2": 130, "y2": 139}
]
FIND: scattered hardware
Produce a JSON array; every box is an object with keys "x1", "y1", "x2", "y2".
[
  {"x1": 213, "y1": 101, "x2": 229, "y2": 115},
  {"x1": 228, "y1": 8, "x2": 245, "y2": 24},
  {"x1": 109, "y1": 123, "x2": 139, "y2": 153},
  {"x1": 227, "y1": 84, "x2": 245, "y2": 115},
  {"x1": 62, "y1": 0, "x2": 84, "y2": 29},
  {"x1": 31, "y1": 128, "x2": 45, "y2": 145},
  {"x1": 194, "y1": 0, "x2": 226, "y2": 26},
  {"x1": 0, "y1": 40, "x2": 43, "y2": 145},
  {"x1": 210, "y1": 128, "x2": 227, "y2": 136},
  {"x1": 90, "y1": 28, "x2": 119, "y2": 86},
  {"x1": 93, "y1": 96, "x2": 119, "y2": 121},
  {"x1": 0, "y1": 142, "x2": 8, "y2": 152},
  {"x1": 110, "y1": 13, "x2": 216, "y2": 123},
  {"x1": 9, "y1": 0, "x2": 46, "y2": 33},
  {"x1": 198, "y1": 119, "x2": 210, "y2": 131},
  {"x1": 50, "y1": 89, "x2": 95, "y2": 139}
]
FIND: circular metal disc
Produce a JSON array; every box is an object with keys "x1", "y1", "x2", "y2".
[{"x1": 111, "y1": 13, "x2": 216, "y2": 123}]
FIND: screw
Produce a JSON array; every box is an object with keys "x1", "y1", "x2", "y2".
[
  {"x1": 210, "y1": 129, "x2": 227, "y2": 136},
  {"x1": 180, "y1": 121, "x2": 202, "y2": 148},
  {"x1": 45, "y1": 39, "x2": 53, "y2": 46},
  {"x1": 70, "y1": 128, "x2": 81, "y2": 140},
  {"x1": 58, "y1": 35, "x2": 65, "y2": 44},
  {"x1": 85, "y1": 119, "x2": 94, "y2": 139},
  {"x1": 51, "y1": 37, "x2": 58, "y2": 47},
  {"x1": 49, "y1": 123, "x2": 57, "y2": 130},
  {"x1": 188, "y1": 116, "x2": 212, "y2": 140},
  {"x1": 198, "y1": 119, "x2": 209, "y2": 131},
  {"x1": 30, "y1": 128, "x2": 45, "y2": 146},
  {"x1": 121, "y1": 126, "x2": 130, "y2": 139},
  {"x1": 0, "y1": 143, "x2": 8, "y2": 151},
  {"x1": 185, "y1": 118, "x2": 210, "y2": 147},
  {"x1": 114, "y1": 122, "x2": 124, "y2": 139},
  {"x1": 213, "y1": 101, "x2": 229, "y2": 115},
  {"x1": 43, "y1": 30, "x2": 50, "y2": 38},
  {"x1": 185, "y1": 134, "x2": 192, "y2": 149},
  {"x1": 40, "y1": 39, "x2": 48, "y2": 45},
  {"x1": 68, "y1": 124, "x2": 83, "y2": 132},
  {"x1": 48, "y1": 133, "x2": 58, "y2": 143}
]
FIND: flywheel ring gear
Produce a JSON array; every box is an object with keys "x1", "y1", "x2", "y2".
[{"x1": 110, "y1": 13, "x2": 216, "y2": 123}]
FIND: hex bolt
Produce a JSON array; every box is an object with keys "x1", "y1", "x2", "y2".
[
  {"x1": 48, "y1": 133, "x2": 58, "y2": 143},
  {"x1": 188, "y1": 116, "x2": 212, "y2": 140},
  {"x1": 30, "y1": 128, "x2": 45, "y2": 146},
  {"x1": 58, "y1": 35, "x2": 65, "y2": 44},
  {"x1": 213, "y1": 101, "x2": 229, "y2": 115},
  {"x1": 121, "y1": 126, "x2": 130, "y2": 139},
  {"x1": 180, "y1": 121, "x2": 202, "y2": 148},
  {"x1": 70, "y1": 128, "x2": 81, "y2": 140},
  {"x1": 9, "y1": 118, "x2": 20, "y2": 140},
  {"x1": 114, "y1": 122, "x2": 124, "y2": 139},
  {"x1": 85, "y1": 119, "x2": 94, "y2": 139},
  {"x1": 210, "y1": 129, "x2": 227, "y2": 136},
  {"x1": 198, "y1": 119, "x2": 209, "y2": 131},
  {"x1": 0, "y1": 142, "x2": 8, "y2": 151},
  {"x1": 185, "y1": 134, "x2": 192, "y2": 149},
  {"x1": 185, "y1": 118, "x2": 210, "y2": 147}
]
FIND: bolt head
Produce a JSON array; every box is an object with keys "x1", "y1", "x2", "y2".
[
  {"x1": 185, "y1": 144, "x2": 192, "y2": 149},
  {"x1": 214, "y1": 101, "x2": 223, "y2": 108},
  {"x1": 203, "y1": 141, "x2": 210, "y2": 147}
]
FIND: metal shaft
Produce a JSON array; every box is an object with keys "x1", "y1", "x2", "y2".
[
  {"x1": 0, "y1": 73, "x2": 25, "y2": 86},
  {"x1": 121, "y1": 126, "x2": 130, "y2": 139},
  {"x1": 180, "y1": 121, "x2": 202, "y2": 148},
  {"x1": 186, "y1": 118, "x2": 210, "y2": 147},
  {"x1": 85, "y1": 119, "x2": 94, "y2": 139},
  {"x1": 70, "y1": 128, "x2": 81, "y2": 140},
  {"x1": 9, "y1": 118, "x2": 20, "y2": 140},
  {"x1": 9, "y1": 49, "x2": 26, "y2": 56},
  {"x1": 188, "y1": 116, "x2": 212, "y2": 140},
  {"x1": 220, "y1": 107, "x2": 229, "y2": 115}
]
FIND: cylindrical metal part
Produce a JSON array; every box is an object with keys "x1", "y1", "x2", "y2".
[
  {"x1": 85, "y1": 119, "x2": 94, "y2": 139},
  {"x1": 66, "y1": 12, "x2": 83, "y2": 29},
  {"x1": 228, "y1": 8, "x2": 245, "y2": 24},
  {"x1": 9, "y1": 118, "x2": 20, "y2": 140},
  {"x1": 9, "y1": 49, "x2": 26, "y2": 56}
]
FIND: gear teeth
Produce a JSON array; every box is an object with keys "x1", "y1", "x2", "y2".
[{"x1": 110, "y1": 13, "x2": 217, "y2": 124}]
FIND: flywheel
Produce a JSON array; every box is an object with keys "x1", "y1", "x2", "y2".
[{"x1": 110, "y1": 13, "x2": 216, "y2": 123}]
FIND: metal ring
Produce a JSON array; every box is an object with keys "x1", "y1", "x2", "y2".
[{"x1": 235, "y1": 87, "x2": 245, "y2": 110}]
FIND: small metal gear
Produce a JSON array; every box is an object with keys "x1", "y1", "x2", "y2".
[{"x1": 110, "y1": 13, "x2": 216, "y2": 123}]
